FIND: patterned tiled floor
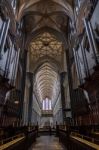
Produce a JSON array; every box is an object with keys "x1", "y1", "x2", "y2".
[{"x1": 29, "y1": 136, "x2": 66, "y2": 150}]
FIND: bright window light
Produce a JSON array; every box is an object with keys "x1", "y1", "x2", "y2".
[{"x1": 42, "y1": 98, "x2": 52, "y2": 110}]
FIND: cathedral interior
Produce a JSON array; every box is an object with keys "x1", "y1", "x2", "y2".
[{"x1": 0, "y1": 0, "x2": 99, "y2": 150}]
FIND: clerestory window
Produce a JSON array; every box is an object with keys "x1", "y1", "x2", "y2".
[{"x1": 42, "y1": 98, "x2": 52, "y2": 110}]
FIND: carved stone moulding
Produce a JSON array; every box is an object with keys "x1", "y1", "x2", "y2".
[
  {"x1": 80, "y1": 65, "x2": 99, "y2": 90},
  {"x1": 3, "y1": 101, "x2": 19, "y2": 117},
  {"x1": 76, "y1": 0, "x2": 91, "y2": 35},
  {"x1": 79, "y1": 65, "x2": 99, "y2": 104},
  {"x1": 0, "y1": 0, "x2": 16, "y2": 35},
  {"x1": 0, "y1": 80, "x2": 15, "y2": 106}
]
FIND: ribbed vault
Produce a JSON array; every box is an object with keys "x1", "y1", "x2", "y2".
[
  {"x1": 29, "y1": 31, "x2": 63, "y2": 104},
  {"x1": 16, "y1": 0, "x2": 74, "y2": 45},
  {"x1": 24, "y1": 0, "x2": 70, "y2": 106},
  {"x1": 29, "y1": 32, "x2": 64, "y2": 71},
  {"x1": 34, "y1": 62, "x2": 60, "y2": 104},
  {"x1": 29, "y1": 32, "x2": 63, "y2": 65},
  {"x1": 17, "y1": 0, "x2": 73, "y2": 21}
]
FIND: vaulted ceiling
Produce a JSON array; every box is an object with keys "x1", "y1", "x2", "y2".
[
  {"x1": 29, "y1": 32, "x2": 63, "y2": 70},
  {"x1": 17, "y1": 0, "x2": 73, "y2": 21},
  {"x1": 17, "y1": 0, "x2": 73, "y2": 35},
  {"x1": 5, "y1": 0, "x2": 91, "y2": 104},
  {"x1": 34, "y1": 62, "x2": 60, "y2": 104},
  {"x1": 20, "y1": 0, "x2": 73, "y2": 104}
]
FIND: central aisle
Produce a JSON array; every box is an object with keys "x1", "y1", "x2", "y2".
[{"x1": 29, "y1": 136, "x2": 66, "y2": 150}]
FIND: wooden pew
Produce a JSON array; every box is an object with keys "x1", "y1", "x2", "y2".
[
  {"x1": 0, "y1": 136, "x2": 25, "y2": 150},
  {"x1": 70, "y1": 135, "x2": 99, "y2": 150},
  {"x1": 0, "y1": 126, "x2": 38, "y2": 150}
]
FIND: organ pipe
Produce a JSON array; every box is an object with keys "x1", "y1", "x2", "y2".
[
  {"x1": 88, "y1": 21, "x2": 98, "y2": 64},
  {"x1": 83, "y1": 18, "x2": 98, "y2": 65},
  {"x1": 4, "y1": 43, "x2": 14, "y2": 78},
  {"x1": 13, "y1": 49, "x2": 20, "y2": 85},
  {"x1": 0, "y1": 19, "x2": 10, "y2": 54},
  {"x1": 80, "y1": 43, "x2": 90, "y2": 78},
  {"x1": 11, "y1": 49, "x2": 17, "y2": 85},
  {"x1": 0, "y1": 22, "x2": 6, "y2": 48},
  {"x1": 73, "y1": 48, "x2": 82, "y2": 84}
]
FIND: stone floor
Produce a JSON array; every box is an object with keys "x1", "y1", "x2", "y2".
[{"x1": 29, "y1": 136, "x2": 66, "y2": 150}]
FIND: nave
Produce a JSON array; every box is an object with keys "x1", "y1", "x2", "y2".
[
  {"x1": 0, "y1": 0, "x2": 99, "y2": 150},
  {"x1": 29, "y1": 136, "x2": 65, "y2": 150}
]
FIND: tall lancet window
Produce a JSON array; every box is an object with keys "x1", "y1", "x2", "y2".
[{"x1": 42, "y1": 98, "x2": 52, "y2": 110}]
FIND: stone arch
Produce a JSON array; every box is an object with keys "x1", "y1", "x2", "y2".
[
  {"x1": 17, "y1": 0, "x2": 73, "y2": 21},
  {"x1": 33, "y1": 55, "x2": 61, "y2": 75},
  {"x1": 33, "y1": 61, "x2": 60, "y2": 101},
  {"x1": 27, "y1": 27, "x2": 67, "y2": 75},
  {"x1": 25, "y1": 26, "x2": 68, "y2": 50}
]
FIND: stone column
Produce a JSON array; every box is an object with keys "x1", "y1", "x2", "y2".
[
  {"x1": 60, "y1": 72, "x2": 66, "y2": 123},
  {"x1": 20, "y1": 49, "x2": 28, "y2": 122},
  {"x1": 28, "y1": 72, "x2": 34, "y2": 125},
  {"x1": 65, "y1": 49, "x2": 74, "y2": 123}
]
